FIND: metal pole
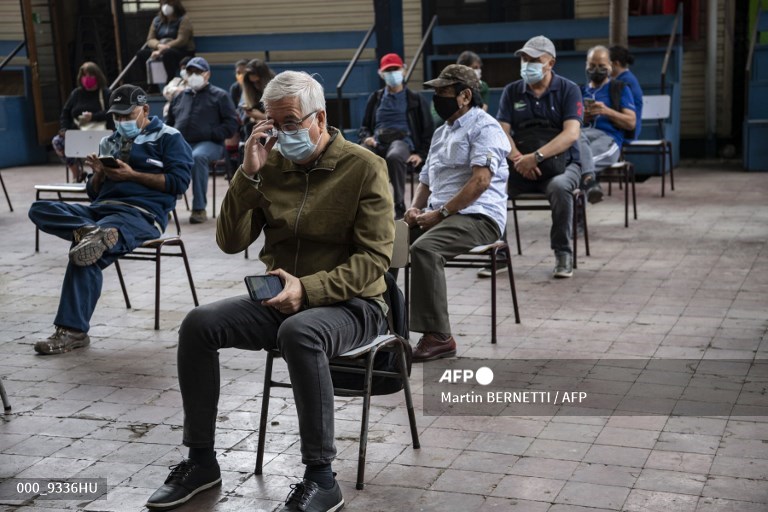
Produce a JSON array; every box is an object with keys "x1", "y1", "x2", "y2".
[
  {"x1": 609, "y1": 0, "x2": 629, "y2": 47},
  {"x1": 705, "y1": 0, "x2": 718, "y2": 156}
]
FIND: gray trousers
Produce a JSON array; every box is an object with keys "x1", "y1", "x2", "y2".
[
  {"x1": 582, "y1": 127, "x2": 621, "y2": 172},
  {"x1": 508, "y1": 162, "x2": 581, "y2": 255},
  {"x1": 177, "y1": 295, "x2": 386, "y2": 465},
  {"x1": 409, "y1": 214, "x2": 500, "y2": 334}
]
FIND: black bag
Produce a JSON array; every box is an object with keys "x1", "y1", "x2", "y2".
[
  {"x1": 512, "y1": 118, "x2": 567, "y2": 180},
  {"x1": 609, "y1": 79, "x2": 636, "y2": 141},
  {"x1": 330, "y1": 272, "x2": 413, "y2": 396},
  {"x1": 375, "y1": 127, "x2": 408, "y2": 146}
]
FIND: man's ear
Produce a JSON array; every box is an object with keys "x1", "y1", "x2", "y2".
[{"x1": 316, "y1": 109, "x2": 327, "y2": 131}]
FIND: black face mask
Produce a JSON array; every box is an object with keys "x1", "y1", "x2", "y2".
[
  {"x1": 587, "y1": 68, "x2": 609, "y2": 84},
  {"x1": 433, "y1": 94, "x2": 461, "y2": 121}
]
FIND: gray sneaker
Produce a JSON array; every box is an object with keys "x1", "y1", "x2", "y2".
[
  {"x1": 190, "y1": 209, "x2": 208, "y2": 224},
  {"x1": 34, "y1": 327, "x2": 90, "y2": 355},
  {"x1": 69, "y1": 226, "x2": 118, "y2": 266},
  {"x1": 553, "y1": 253, "x2": 573, "y2": 278},
  {"x1": 477, "y1": 266, "x2": 509, "y2": 278}
]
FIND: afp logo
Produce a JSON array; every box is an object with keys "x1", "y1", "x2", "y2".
[{"x1": 438, "y1": 366, "x2": 494, "y2": 385}]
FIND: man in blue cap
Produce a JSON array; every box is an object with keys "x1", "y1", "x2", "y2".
[{"x1": 166, "y1": 56, "x2": 238, "y2": 223}]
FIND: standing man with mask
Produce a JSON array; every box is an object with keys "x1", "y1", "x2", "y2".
[
  {"x1": 147, "y1": 71, "x2": 394, "y2": 512},
  {"x1": 166, "y1": 56, "x2": 238, "y2": 223},
  {"x1": 28, "y1": 85, "x2": 192, "y2": 354},
  {"x1": 404, "y1": 65, "x2": 510, "y2": 361},
  {"x1": 359, "y1": 53, "x2": 433, "y2": 218},
  {"x1": 580, "y1": 45, "x2": 637, "y2": 203},
  {"x1": 497, "y1": 35, "x2": 583, "y2": 278}
]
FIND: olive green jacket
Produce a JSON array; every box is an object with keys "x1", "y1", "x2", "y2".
[{"x1": 217, "y1": 130, "x2": 395, "y2": 306}]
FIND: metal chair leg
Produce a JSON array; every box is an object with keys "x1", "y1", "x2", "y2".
[
  {"x1": 572, "y1": 195, "x2": 579, "y2": 270},
  {"x1": 512, "y1": 200, "x2": 522, "y2": 255},
  {"x1": 668, "y1": 141, "x2": 675, "y2": 191},
  {"x1": 355, "y1": 349, "x2": 377, "y2": 490},
  {"x1": 581, "y1": 199, "x2": 590, "y2": 256},
  {"x1": 114, "y1": 259, "x2": 131, "y2": 309},
  {"x1": 623, "y1": 164, "x2": 629, "y2": 228},
  {"x1": 399, "y1": 341, "x2": 420, "y2": 449},
  {"x1": 154, "y1": 244, "x2": 162, "y2": 330},
  {"x1": 255, "y1": 353, "x2": 274, "y2": 475},
  {"x1": 504, "y1": 246, "x2": 521, "y2": 324},
  {"x1": 490, "y1": 249, "x2": 498, "y2": 344},
  {"x1": 179, "y1": 240, "x2": 199, "y2": 307},
  {"x1": 0, "y1": 173, "x2": 12, "y2": 212},
  {"x1": 0, "y1": 378, "x2": 11, "y2": 413}
]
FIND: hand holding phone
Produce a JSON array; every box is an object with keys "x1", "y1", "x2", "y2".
[
  {"x1": 98, "y1": 156, "x2": 120, "y2": 168},
  {"x1": 244, "y1": 274, "x2": 284, "y2": 301}
]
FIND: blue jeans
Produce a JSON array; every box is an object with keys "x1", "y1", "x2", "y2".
[
  {"x1": 178, "y1": 295, "x2": 386, "y2": 465},
  {"x1": 190, "y1": 141, "x2": 224, "y2": 211},
  {"x1": 508, "y1": 162, "x2": 582, "y2": 255},
  {"x1": 28, "y1": 202, "x2": 161, "y2": 332}
]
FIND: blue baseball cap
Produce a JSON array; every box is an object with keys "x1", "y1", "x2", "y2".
[{"x1": 186, "y1": 57, "x2": 210, "y2": 72}]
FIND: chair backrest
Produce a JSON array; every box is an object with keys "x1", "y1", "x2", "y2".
[
  {"x1": 642, "y1": 95, "x2": 671, "y2": 121},
  {"x1": 64, "y1": 129, "x2": 113, "y2": 158},
  {"x1": 390, "y1": 220, "x2": 410, "y2": 269}
]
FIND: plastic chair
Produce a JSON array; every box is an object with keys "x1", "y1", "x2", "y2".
[
  {"x1": 254, "y1": 221, "x2": 419, "y2": 490},
  {"x1": 622, "y1": 95, "x2": 674, "y2": 197}
]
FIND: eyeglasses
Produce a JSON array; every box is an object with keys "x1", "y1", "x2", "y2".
[{"x1": 265, "y1": 111, "x2": 318, "y2": 136}]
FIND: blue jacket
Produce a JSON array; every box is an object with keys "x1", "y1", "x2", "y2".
[
  {"x1": 89, "y1": 116, "x2": 193, "y2": 232},
  {"x1": 166, "y1": 83, "x2": 238, "y2": 144}
]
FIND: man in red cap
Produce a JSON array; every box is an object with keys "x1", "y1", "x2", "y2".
[{"x1": 359, "y1": 53, "x2": 434, "y2": 218}]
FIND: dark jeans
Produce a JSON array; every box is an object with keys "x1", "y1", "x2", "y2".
[
  {"x1": 28, "y1": 201, "x2": 160, "y2": 332},
  {"x1": 178, "y1": 295, "x2": 386, "y2": 465},
  {"x1": 508, "y1": 162, "x2": 581, "y2": 256}
]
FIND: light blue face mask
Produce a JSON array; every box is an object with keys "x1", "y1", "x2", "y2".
[
  {"x1": 383, "y1": 70, "x2": 404, "y2": 88},
  {"x1": 520, "y1": 61, "x2": 545, "y2": 85},
  {"x1": 276, "y1": 114, "x2": 318, "y2": 162},
  {"x1": 116, "y1": 119, "x2": 141, "y2": 139}
]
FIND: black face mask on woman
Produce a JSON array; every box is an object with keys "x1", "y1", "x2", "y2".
[{"x1": 433, "y1": 94, "x2": 461, "y2": 121}]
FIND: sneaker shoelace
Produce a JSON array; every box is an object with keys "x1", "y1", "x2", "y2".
[
  {"x1": 285, "y1": 481, "x2": 317, "y2": 510},
  {"x1": 166, "y1": 460, "x2": 196, "y2": 484}
]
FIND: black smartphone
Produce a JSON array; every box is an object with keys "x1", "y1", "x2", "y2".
[
  {"x1": 98, "y1": 156, "x2": 119, "y2": 168},
  {"x1": 244, "y1": 275, "x2": 284, "y2": 301}
]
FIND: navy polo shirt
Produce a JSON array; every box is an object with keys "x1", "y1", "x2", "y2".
[{"x1": 497, "y1": 72, "x2": 583, "y2": 164}]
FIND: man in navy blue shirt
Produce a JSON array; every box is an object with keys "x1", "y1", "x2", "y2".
[
  {"x1": 497, "y1": 36, "x2": 583, "y2": 278},
  {"x1": 359, "y1": 53, "x2": 433, "y2": 219},
  {"x1": 167, "y1": 57, "x2": 238, "y2": 224},
  {"x1": 580, "y1": 45, "x2": 637, "y2": 203}
]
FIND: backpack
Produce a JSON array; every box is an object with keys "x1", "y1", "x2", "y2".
[
  {"x1": 609, "y1": 80, "x2": 636, "y2": 141},
  {"x1": 330, "y1": 271, "x2": 413, "y2": 396}
]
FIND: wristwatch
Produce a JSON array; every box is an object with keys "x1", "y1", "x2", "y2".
[
  {"x1": 438, "y1": 206, "x2": 452, "y2": 219},
  {"x1": 535, "y1": 150, "x2": 545, "y2": 163}
]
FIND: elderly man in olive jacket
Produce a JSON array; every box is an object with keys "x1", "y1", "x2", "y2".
[{"x1": 147, "y1": 71, "x2": 394, "y2": 512}]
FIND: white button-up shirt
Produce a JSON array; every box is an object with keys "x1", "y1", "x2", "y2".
[{"x1": 420, "y1": 107, "x2": 511, "y2": 234}]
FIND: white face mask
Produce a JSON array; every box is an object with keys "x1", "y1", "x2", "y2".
[
  {"x1": 186, "y1": 73, "x2": 206, "y2": 91},
  {"x1": 161, "y1": 4, "x2": 174, "y2": 16},
  {"x1": 474, "y1": 68, "x2": 482, "y2": 80}
]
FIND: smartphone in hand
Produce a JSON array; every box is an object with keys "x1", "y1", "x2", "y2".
[
  {"x1": 244, "y1": 275, "x2": 284, "y2": 301},
  {"x1": 98, "y1": 156, "x2": 120, "y2": 168}
]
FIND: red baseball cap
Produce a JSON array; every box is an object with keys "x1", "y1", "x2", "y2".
[{"x1": 379, "y1": 53, "x2": 404, "y2": 71}]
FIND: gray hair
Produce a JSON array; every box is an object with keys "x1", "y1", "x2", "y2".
[
  {"x1": 262, "y1": 71, "x2": 326, "y2": 116},
  {"x1": 587, "y1": 45, "x2": 610, "y2": 60}
]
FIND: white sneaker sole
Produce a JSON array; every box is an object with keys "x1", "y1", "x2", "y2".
[{"x1": 145, "y1": 478, "x2": 222, "y2": 509}]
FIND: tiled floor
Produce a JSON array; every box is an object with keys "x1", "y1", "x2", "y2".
[{"x1": 0, "y1": 162, "x2": 766, "y2": 511}]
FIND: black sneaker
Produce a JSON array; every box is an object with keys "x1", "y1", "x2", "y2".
[
  {"x1": 553, "y1": 253, "x2": 573, "y2": 278},
  {"x1": 146, "y1": 459, "x2": 221, "y2": 510},
  {"x1": 586, "y1": 181, "x2": 604, "y2": 204},
  {"x1": 281, "y1": 478, "x2": 344, "y2": 512},
  {"x1": 69, "y1": 226, "x2": 118, "y2": 266}
]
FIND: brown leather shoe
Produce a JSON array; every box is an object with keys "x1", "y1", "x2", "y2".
[{"x1": 413, "y1": 333, "x2": 457, "y2": 362}]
